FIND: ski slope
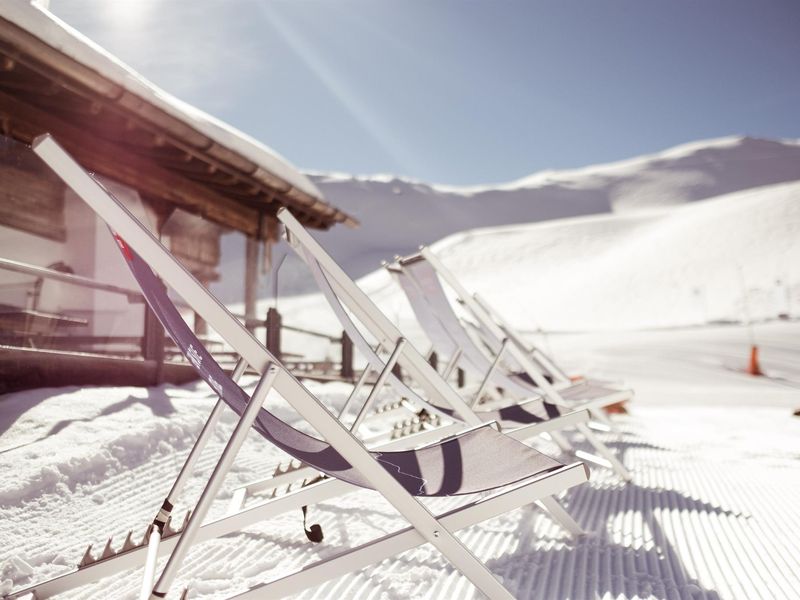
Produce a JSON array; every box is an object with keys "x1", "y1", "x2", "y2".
[{"x1": 0, "y1": 323, "x2": 798, "y2": 599}]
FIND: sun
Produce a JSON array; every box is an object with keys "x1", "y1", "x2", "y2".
[{"x1": 99, "y1": 0, "x2": 155, "y2": 27}]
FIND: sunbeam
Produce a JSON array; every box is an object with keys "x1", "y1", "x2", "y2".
[{"x1": 257, "y1": 3, "x2": 424, "y2": 176}]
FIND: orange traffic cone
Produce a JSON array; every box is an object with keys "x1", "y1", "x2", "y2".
[
  {"x1": 746, "y1": 345, "x2": 762, "y2": 376},
  {"x1": 604, "y1": 401, "x2": 629, "y2": 415}
]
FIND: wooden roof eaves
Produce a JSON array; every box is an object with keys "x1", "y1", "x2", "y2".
[{"x1": 0, "y1": 15, "x2": 359, "y2": 230}]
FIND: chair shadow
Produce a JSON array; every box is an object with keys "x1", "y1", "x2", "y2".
[
  {"x1": 231, "y1": 478, "x2": 731, "y2": 600},
  {"x1": 0, "y1": 389, "x2": 176, "y2": 454},
  {"x1": 486, "y1": 480, "x2": 731, "y2": 600}
]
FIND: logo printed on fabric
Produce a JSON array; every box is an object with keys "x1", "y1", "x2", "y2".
[
  {"x1": 207, "y1": 375, "x2": 224, "y2": 396},
  {"x1": 112, "y1": 233, "x2": 133, "y2": 261},
  {"x1": 186, "y1": 344, "x2": 204, "y2": 370}
]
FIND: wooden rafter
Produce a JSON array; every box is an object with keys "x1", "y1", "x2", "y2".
[{"x1": 0, "y1": 20, "x2": 357, "y2": 230}]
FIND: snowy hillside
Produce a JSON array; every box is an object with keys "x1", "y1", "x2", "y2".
[
  {"x1": 212, "y1": 135, "x2": 800, "y2": 301},
  {"x1": 313, "y1": 136, "x2": 800, "y2": 276},
  {"x1": 259, "y1": 180, "x2": 800, "y2": 362},
  {"x1": 419, "y1": 180, "x2": 800, "y2": 331}
]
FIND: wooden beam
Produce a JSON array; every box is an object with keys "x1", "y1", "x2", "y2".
[
  {"x1": 244, "y1": 236, "x2": 260, "y2": 332},
  {"x1": 0, "y1": 90, "x2": 261, "y2": 236},
  {"x1": 0, "y1": 24, "x2": 356, "y2": 229}
]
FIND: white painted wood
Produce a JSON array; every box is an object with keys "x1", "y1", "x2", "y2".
[
  {"x1": 294, "y1": 242, "x2": 471, "y2": 426},
  {"x1": 472, "y1": 291, "x2": 571, "y2": 384},
  {"x1": 139, "y1": 528, "x2": 160, "y2": 600},
  {"x1": 537, "y1": 495, "x2": 584, "y2": 536},
  {"x1": 34, "y1": 135, "x2": 568, "y2": 600},
  {"x1": 441, "y1": 346, "x2": 463, "y2": 379},
  {"x1": 282, "y1": 210, "x2": 484, "y2": 427},
  {"x1": 472, "y1": 338, "x2": 510, "y2": 408},
  {"x1": 337, "y1": 343, "x2": 380, "y2": 420},
  {"x1": 420, "y1": 248, "x2": 570, "y2": 406},
  {"x1": 576, "y1": 423, "x2": 632, "y2": 481},
  {"x1": 350, "y1": 338, "x2": 406, "y2": 433},
  {"x1": 229, "y1": 462, "x2": 588, "y2": 599},
  {"x1": 164, "y1": 358, "x2": 248, "y2": 516},
  {"x1": 150, "y1": 365, "x2": 279, "y2": 597}
]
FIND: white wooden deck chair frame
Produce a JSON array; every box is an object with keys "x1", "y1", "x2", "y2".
[
  {"x1": 279, "y1": 209, "x2": 631, "y2": 484},
  {"x1": 387, "y1": 252, "x2": 633, "y2": 479},
  {"x1": 22, "y1": 135, "x2": 589, "y2": 600},
  {"x1": 407, "y1": 249, "x2": 633, "y2": 415}
]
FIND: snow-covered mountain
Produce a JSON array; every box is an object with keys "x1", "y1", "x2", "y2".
[
  {"x1": 309, "y1": 136, "x2": 800, "y2": 277},
  {"x1": 396, "y1": 180, "x2": 800, "y2": 331},
  {"x1": 212, "y1": 135, "x2": 800, "y2": 301},
  {"x1": 248, "y1": 178, "x2": 800, "y2": 358}
]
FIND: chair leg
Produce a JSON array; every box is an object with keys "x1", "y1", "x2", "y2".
[
  {"x1": 547, "y1": 430, "x2": 575, "y2": 453},
  {"x1": 588, "y1": 407, "x2": 619, "y2": 434},
  {"x1": 149, "y1": 364, "x2": 279, "y2": 599},
  {"x1": 536, "y1": 495, "x2": 584, "y2": 537},
  {"x1": 576, "y1": 423, "x2": 632, "y2": 482}
]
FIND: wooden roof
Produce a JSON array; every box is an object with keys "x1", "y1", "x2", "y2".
[{"x1": 0, "y1": 6, "x2": 357, "y2": 237}]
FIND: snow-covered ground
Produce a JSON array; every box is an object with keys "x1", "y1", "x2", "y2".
[
  {"x1": 1, "y1": 322, "x2": 798, "y2": 599},
  {"x1": 2, "y1": 135, "x2": 799, "y2": 599}
]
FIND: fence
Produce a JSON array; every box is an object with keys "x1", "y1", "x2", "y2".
[{"x1": 0, "y1": 256, "x2": 362, "y2": 388}]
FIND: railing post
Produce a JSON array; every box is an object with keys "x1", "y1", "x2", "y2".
[
  {"x1": 142, "y1": 305, "x2": 165, "y2": 385},
  {"x1": 391, "y1": 362, "x2": 403, "y2": 383},
  {"x1": 265, "y1": 307, "x2": 282, "y2": 360},
  {"x1": 340, "y1": 331, "x2": 354, "y2": 380}
]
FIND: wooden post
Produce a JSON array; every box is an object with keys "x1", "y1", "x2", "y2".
[
  {"x1": 391, "y1": 362, "x2": 403, "y2": 383},
  {"x1": 194, "y1": 278, "x2": 209, "y2": 337},
  {"x1": 142, "y1": 213, "x2": 168, "y2": 384},
  {"x1": 244, "y1": 236, "x2": 260, "y2": 332},
  {"x1": 340, "y1": 331, "x2": 354, "y2": 380},
  {"x1": 266, "y1": 307, "x2": 282, "y2": 360},
  {"x1": 194, "y1": 313, "x2": 208, "y2": 337},
  {"x1": 142, "y1": 304, "x2": 165, "y2": 385}
]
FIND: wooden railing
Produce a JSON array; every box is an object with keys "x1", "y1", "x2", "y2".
[{"x1": 0, "y1": 257, "x2": 356, "y2": 383}]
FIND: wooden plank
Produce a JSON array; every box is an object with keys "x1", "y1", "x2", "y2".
[
  {"x1": 0, "y1": 163, "x2": 65, "y2": 240},
  {"x1": 0, "y1": 27, "x2": 355, "y2": 230},
  {"x1": 0, "y1": 89, "x2": 264, "y2": 236},
  {"x1": 0, "y1": 27, "x2": 344, "y2": 226},
  {"x1": 0, "y1": 345, "x2": 199, "y2": 393}
]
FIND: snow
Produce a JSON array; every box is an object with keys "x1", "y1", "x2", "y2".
[
  {"x1": 1, "y1": 323, "x2": 799, "y2": 599},
  {"x1": 2, "y1": 0, "x2": 322, "y2": 201},
  {"x1": 3, "y1": 126, "x2": 800, "y2": 596},
  {"x1": 209, "y1": 135, "x2": 800, "y2": 303},
  {"x1": 425, "y1": 180, "x2": 800, "y2": 331},
  {"x1": 287, "y1": 135, "x2": 800, "y2": 290},
  {"x1": 3, "y1": 195, "x2": 800, "y2": 599},
  {"x1": 239, "y1": 179, "x2": 799, "y2": 367}
]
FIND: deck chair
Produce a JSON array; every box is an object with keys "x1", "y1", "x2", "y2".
[
  {"x1": 22, "y1": 134, "x2": 590, "y2": 600},
  {"x1": 393, "y1": 251, "x2": 633, "y2": 420},
  {"x1": 277, "y1": 209, "x2": 631, "y2": 482}
]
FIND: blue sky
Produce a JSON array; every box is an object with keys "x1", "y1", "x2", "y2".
[{"x1": 50, "y1": 0, "x2": 800, "y2": 185}]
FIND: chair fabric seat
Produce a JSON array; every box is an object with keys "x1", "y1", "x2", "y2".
[
  {"x1": 431, "y1": 397, "x2": 564, "y2": 429},
  {"x1": 558, "y1": 381, "x2": 626, "y2": 403},
  {"x1": 396, "y1": 261, "x2": 538, "y2": 398},
  {"x1": 116, "y1": 234, "x2": 564, "y2": 497}
]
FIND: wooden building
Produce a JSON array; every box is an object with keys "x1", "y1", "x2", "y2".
[{"x1": 0, "y1": 2, "x2": 356, "y2": 391}]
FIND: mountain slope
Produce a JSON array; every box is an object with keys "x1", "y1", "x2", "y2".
[
  {"x1": 357, "y1": 180, "x2": 800, "y2": 332},
  {"x1": 212, "y1": 135, "x2": 800, "y2": 300},
  {"x1": 307, "y1": 135, "x2": 800, "y2": 282}
]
